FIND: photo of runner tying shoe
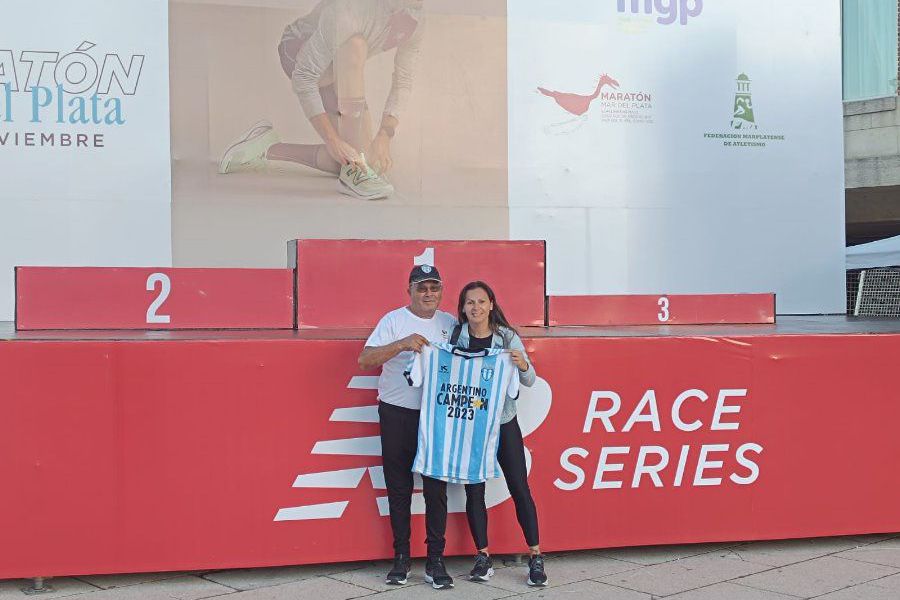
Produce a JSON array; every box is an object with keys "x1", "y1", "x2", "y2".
[
  {"x1": 218, "y1": 0, "x2": 424, "y2": 200},
  {"x1": 169, "y1": 0, "x2": 507, "y2": 267}
]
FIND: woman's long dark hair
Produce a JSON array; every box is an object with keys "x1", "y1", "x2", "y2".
[{"x1": 457, "y1": 280, "x2": 518, "y2": 338}]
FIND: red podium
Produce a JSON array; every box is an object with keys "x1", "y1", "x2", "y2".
[
  {"x1": 3, "y1": 241, "x2": 900, "y2": 581},
  {"x1": 289, "y1": 239, "x2": 546, "y2": 328}
]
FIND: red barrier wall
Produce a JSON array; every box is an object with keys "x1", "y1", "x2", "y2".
[{"x1": 1, "y1": 332, "x2": 899, "y2": 578}]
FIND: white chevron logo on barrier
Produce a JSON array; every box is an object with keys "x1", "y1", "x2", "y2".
[{"x1": 274, "y1": 375, "x2": 552, "y2": 521}]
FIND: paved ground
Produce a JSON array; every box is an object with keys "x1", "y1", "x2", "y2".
[{"x1": 4, "y1": 534, "x2": 900, "y2": 600}]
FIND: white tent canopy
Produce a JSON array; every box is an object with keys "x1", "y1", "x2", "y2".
[{"x1": 846, "y1": 234, "x2": 900, "y2": 269}]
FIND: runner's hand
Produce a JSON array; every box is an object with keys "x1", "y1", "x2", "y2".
[
  {"x1": 368, "y1": 131, "x2": 393, "y2": 174},
  {"x1": 398, "y1": 334, "x2": 429, "y2": 353},
  {"x1": 325, "y1": 136, "x2": 362, "y2": 166}
]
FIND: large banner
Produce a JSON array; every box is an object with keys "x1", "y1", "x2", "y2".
[
  {"x1": 0, "y1": 0, "x2": 846, "y2": 318},
  {"x1": 0, "y1": 0, "x2": 172, "y2": 321},
  {"x1": 169, "y1": 0, "x2": 847, "y2": 313},
  {"x1": 508, "y1": 0, "x2": 847, "y2": 313}
]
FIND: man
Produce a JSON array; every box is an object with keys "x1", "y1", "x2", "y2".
[
  {"x1": 358, "y1": 264, "x2": 456, "y2": 589},
  {"x1": 218, "y1": 0, "x2": 425, "y2": 200}
]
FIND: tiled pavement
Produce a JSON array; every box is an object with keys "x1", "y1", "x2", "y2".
[{"x1": 4, "y1": 534, "x2": 900, "y2": 600}]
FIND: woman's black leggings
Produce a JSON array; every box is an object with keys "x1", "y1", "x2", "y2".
[{"x1": 464, "y1": 417, "x2": 540, "y2": 549}]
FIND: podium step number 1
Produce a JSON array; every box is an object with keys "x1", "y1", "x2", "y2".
[{"x1": 290, "y1": 239, "x2": 547, "y2": 328}]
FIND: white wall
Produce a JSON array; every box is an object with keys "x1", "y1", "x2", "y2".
[
  {"x1": 508, "y1": 0, "x2": 847, "y2": 313},
  {"x1": 0, "y1": 0, "x2": 172, "y2": 320}
]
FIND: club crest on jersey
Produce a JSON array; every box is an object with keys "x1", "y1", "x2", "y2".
[{"x1": 481, "y1": 367, "x2": 494, "y2": 382}]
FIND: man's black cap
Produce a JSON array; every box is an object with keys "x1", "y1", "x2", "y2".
[{"x1": 409, "y1": 264, "x2": 442, "y2": 284}]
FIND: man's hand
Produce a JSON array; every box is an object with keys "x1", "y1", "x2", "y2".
[
  {"x1": 368, "y1": 131, "x2": 393, "y2": 174},
  {"x1": 398, "y1": 333, "x2": 429, "y2": 353},
  {"x1": 508, "y1": 350, "x2": 529, "y2": 372},
  {"x1": 358, "y1": 333, "x2": 429, "y2": 370}
]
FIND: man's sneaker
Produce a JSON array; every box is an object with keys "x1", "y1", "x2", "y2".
[
  {"x1": 218, "y1": 120, "x2": 279, "y2": 174},
  {"x1": 338, "y1": 154, "x2": 394, "y2": 200},
  {"x1": 385, "y1": 554, "x2": 411, "y2": 585},
  {"x1": 527, "y1": 554, "x2": 548, "y2": 587},
  {"x1": 424, "y1": 555, "x2": 454, "y2": 589},
  {"x1": 468, "y1": 552, "x2": 494, "y2": 582}
]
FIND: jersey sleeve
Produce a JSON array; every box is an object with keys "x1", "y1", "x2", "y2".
[
  {"x1": 504, "y1": 354, "x2": 520, "y2": 400},
  {"x1": 403, "y1": 347, "x2": 426, "y2": 387}
]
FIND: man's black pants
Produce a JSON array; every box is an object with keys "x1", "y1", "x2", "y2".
[{"x1": 378, "y1": 401, "x2": 447, "y2": 557}]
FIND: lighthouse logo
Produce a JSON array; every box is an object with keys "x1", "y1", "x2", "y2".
[
  {"x1": 731, "y1": 73, "x2": 757, "y2": 130},
  {"x1": 703, "y1": 73, "x2": 786, "y2": 149}
]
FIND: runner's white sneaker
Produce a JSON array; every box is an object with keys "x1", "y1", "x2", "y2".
[
  {"x1": 218, "y1": 120, "x2": 279, "y2": 174},
  {"x1": 338, "y1": 154, "x2": 394, "y2": 200}
]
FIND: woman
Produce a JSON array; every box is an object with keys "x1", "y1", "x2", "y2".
[{"x1": 452, "y1": 281, "x2": 548, "y2": 587}]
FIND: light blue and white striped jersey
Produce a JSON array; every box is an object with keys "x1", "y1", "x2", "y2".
[{"x1": 405, "y1": 342, "x2": 520, "y2": 484}]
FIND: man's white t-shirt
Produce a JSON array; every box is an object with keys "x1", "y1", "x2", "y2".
[{"x1": 365, "y1": 307, "x2": 456, "y2": 410}]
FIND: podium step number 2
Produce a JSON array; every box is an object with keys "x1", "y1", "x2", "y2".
[
  {"x1": 15, "y1": 267, "x2": 295, "y2": 330},
  {"x1": 146, "y1": 272, "x2": 171, "y2": 324}
]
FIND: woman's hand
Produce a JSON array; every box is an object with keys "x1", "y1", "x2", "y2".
[
  {"x1": 368, "y1": 131, "x2": 394, "y2": 174},
  {"x1": 508, "y1": 350, "x2": 529, "y2": 372}
]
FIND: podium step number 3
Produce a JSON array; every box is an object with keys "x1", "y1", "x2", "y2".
[{"x1": 548, "y1": 294, "x2": 776, "y2": 326}]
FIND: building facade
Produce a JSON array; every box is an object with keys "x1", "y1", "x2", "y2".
[{"x1": 844, "y1": 0, "x2": 900, "y2": 244}]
